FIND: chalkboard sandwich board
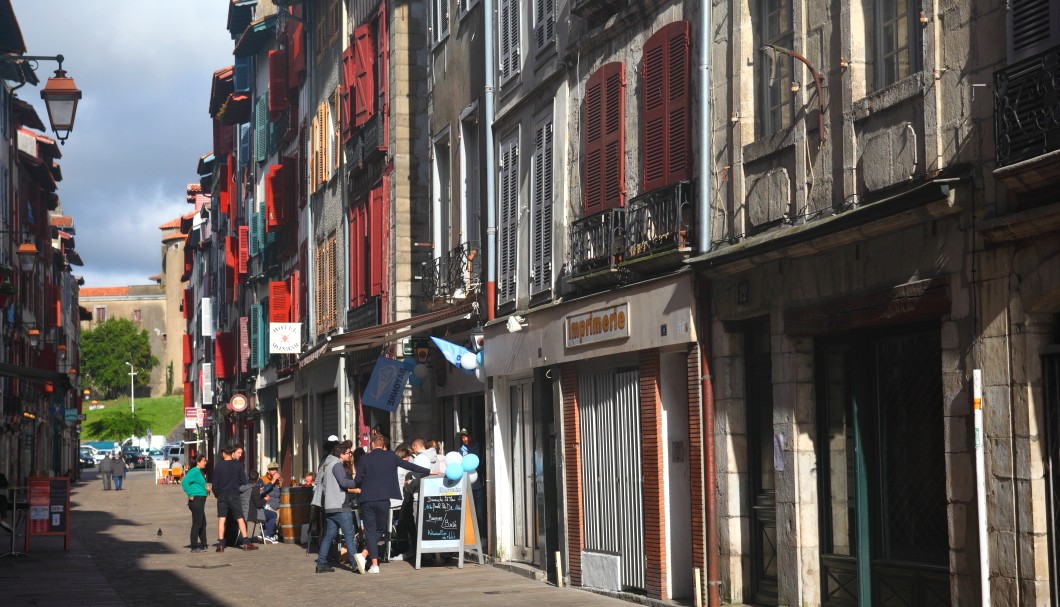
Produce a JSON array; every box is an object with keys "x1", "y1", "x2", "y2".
[{"x1": 414, "y1": 475, "x2": 483, "y2": 568}]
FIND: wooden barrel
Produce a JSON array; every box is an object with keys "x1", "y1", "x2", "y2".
[{"x1": 277, "y1": 486, "x2": 313, "y2": 543}]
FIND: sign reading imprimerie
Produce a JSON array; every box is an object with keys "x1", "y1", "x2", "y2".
[{"x1": 565, "y1": 303, "x2": 630, "y2": 347}]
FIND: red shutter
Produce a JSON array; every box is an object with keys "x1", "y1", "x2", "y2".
[
  {"x1": 341, "y1": 46, "x2": 354, "y2": 141},
  {"x1": 642, "y1": 30, "x2": 667, "y2": 192},
  {"x1": 288, "y1": 22, "x2": 306, "y2": 87},
  {"x1": 184, "y1": 383, "x2": 193, "y2": 409},
  {"x1": 213, "y1": 119, "x2": 233, "y2": 157},
  {"x1": 238, "y1": 225, "x2": 249, "y2": 274},
  {"x1": 217, "y1": 161, "x2": 230, "y2": 216},
  {"x1": 377, "y1": 3, "x2": 388, "y2": 146},
  {"x1": 348, "y1": 200, "x2": 367, "y2": 307},
  {"x1": 183, "y1": 333, "x2": 192, "y2": 365},
  {"x1": 665, "y1": 22, "x2": 692, "y2": 185},
  {"x1": 269, "y1": 280, "x2": 291, "y2": 322},
  {"x1": 214, "y1": 332, "x2": 233, "y2": 379},
  {"x1": 289, "y1": 271, "x2": 301, "y2": 322},
  {"x1": 352, "y1": 24, "x2": 375, "y2": 127},
  {"x1": 583, "y1": 70, "x2": 604, "y2": 213},
  {"x1": 269, "y1": 50, "x2": 290, "y2": 117},
  {"x1": 368, "y1": 177, "x2": 386, "y2": 296},
  {"x1": 602, "y1": 63, "x2": 625, "y2": 210},
  {"x1": 266, "y1": 164, "x2": 285, "y2": 230},
  {"x1": 51, "y1": 285, "x2": 60, "y2": 326}
]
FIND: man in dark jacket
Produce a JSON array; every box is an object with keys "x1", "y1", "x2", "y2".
[
  {"x1": 212, "y1": 445, "x2": 257, "y2": 552},
  {"x1": 352, "y1": 435, "x2": 429, "y2": 574}
]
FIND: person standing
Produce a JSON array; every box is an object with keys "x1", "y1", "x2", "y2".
[
  {"x1": 99, "y1": 453, "x2": 114, "y2": 490},
  {"x1": 312, "y1": 441, "x2": 360, "y2": 573},
  {"x1": 212, "y1": 444, "x2": 257, "y2": 552},
  {"x1": 112, "y1": 453, "x2": 128, "y2": 491},
  {"x1": 352, "y1": 434, "x2": 429, "y2": 574},
  {"x1": 182, "y1": 454, "x2": 209, "y2": 553},
  {"x1": 459, "y1": 429, "x2": 486, "y2": 540}
]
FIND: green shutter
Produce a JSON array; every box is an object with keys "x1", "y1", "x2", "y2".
[
  {"x1": 255, "y1": 93, "x2": 269, "y2": 162},
  {"x1": 258, "y1": 297, "x2": 269, "y2": 367},
  {"x1": 250, "y1": 303, "x2": 261, "y2": 369},
  {"x1": 254, "y1": 210, "x2": 265, "y2": 257}
]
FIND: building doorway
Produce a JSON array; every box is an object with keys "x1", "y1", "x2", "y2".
[{"x1": 746, "y1": 319, "x2": 778, "y2": 605}]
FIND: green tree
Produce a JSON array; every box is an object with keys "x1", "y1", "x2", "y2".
[
  {"x1": 81, "y1": 318, "x2": 159, "y2": 399},
  {"x1": 83, "y1": 411, "x2": 150, "y2": 441}
]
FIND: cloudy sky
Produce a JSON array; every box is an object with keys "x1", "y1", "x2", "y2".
[{"x1": 12, "y1": 0, "x2": 233, "y2": 287}]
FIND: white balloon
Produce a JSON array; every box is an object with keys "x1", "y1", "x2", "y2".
[
  {"x1": 444, "y1": 451, "x2": 463, "y2": 466},
  {"x1": 460, "y1": 352, "x2": 479, "y2": 370},
  {"x1": 468, "y1": 471, "x2": 479, "y2": 484},
  {"x1": 474, "y1": 367, "x2": 485, "y2": 382},
  {"x1": 413, "y1": 363, "x2": 430, "y2": 379}
]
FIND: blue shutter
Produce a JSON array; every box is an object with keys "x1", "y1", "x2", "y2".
[{"x1": 235, "y1": 56, "x2": 252, "y2": 93}]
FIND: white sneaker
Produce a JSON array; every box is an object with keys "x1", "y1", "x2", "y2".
[
  {"x1": 263, "y1": 535, "x2": 278, "y2": 544},
  {"x1": 367, "y1": 565, "x2": 380, "y2": 574},
  {"x1": 390, "y1": 553, "x2": 403, "y2": 561},
  {"x1": 353, "y1": 552, "x2": 367, "y2": 574}
]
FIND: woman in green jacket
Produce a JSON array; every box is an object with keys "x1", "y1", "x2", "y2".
[{"x1": 182, "y1": 454, "x2": 209, "y2": 553}]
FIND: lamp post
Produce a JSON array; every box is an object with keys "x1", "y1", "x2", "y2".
[
  {"x1": 125, "y1": 362, "x2": 137, "y2": 416},
  {"x1": 0, "y1": 54, "x2": 83, "y2": 143}
]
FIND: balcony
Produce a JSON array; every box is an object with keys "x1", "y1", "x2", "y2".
[
  {"x1": 621, "y1": 181, "x2": 694, "y2": 273},
  {"x1": 419, "y1": 241, "x2": 482, "y2": 304},
  {"x1": 347, "y1": 112, "x2": 387, "y2": 176},
  {"x1": 568, "y1": 207, "x2": 626, "y2": 289},
  {"x1": 994, "y1": 46, "x2": 1060, "y2": 170},
  {"x1": 572, "y1": 0, "x2": 627, "y2": 26}
]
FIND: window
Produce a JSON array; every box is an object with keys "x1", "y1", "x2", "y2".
[
  {"x1": 755, "y1": 0, "x2": 793, "y2": 136},
  {"x1": 431, "y1": 0, "x2": 450, "y2": 45},
  {"x1": 874, "y1": 0, "x2": 919, "y2": 89},
  {"x1": 459, "y1": 115, "x2": 481, "y2": 246},
  {"x1": 498, "y1": 131, "x2": 519, "y2": 306},
  {"x1": 499, "y1": 0, "x2": 521, "y2": 83},
  {"x1": 314, "y1": 0, "x2": 341, "y2": 65},
  {"x1": 458, "y1": 0, "x2": 480, "y2": 19},
  {"x1": 432, "y1": 129, "x2": 452, "y2": 258},
  {"x1": 132, "y1": 309, "x2": 142, "y2": 324},
  {"x1": 530, "y1": 111, "x2": 553, "y2": 297},
  {"x1": 583, "y1": 62, "x2": 626, "y2": 214},
  {"x1": 534, "y1": 0, "x2": 555, "y2": 54},
  {"x1": 642, "y1": 21, "x2": 692, "y2": 192},
  {"x1": 94, "y1": 306, "x2": 106, "y2": 323}
]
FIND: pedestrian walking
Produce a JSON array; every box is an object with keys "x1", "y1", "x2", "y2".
[
  {"x1": 99, "y1": 453, "x2": 114, "y2": 490},
  {"x1": 352, "y1": 434, "x2": 429, "y2": 574},
  {"x1": 112, "y1": 454, "x2": 128, "y2": 491},
  {"x1": 182, "y1": 454, "x2": 209, "y2": 553},
  {"x1": 312, "y1": 440, "x2": 360, "y2": 573}
]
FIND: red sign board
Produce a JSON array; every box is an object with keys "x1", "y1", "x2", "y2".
[{"x1": 26, "y1": 476, "x2": 71, "y2": 551}]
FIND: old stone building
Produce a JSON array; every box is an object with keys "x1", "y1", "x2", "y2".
[{"x1": 78, "y1": 285, "x2": 169, "y2": 398}]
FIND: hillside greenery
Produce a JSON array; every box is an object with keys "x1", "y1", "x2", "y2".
[{"x1": 80, "y1": 395, "x2": 184, "y2": 443}]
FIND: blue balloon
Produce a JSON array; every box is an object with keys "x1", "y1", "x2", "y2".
[
  {"x1": 445, "y1": 463, "x2": 464, "y2": 481},
  {"x1": 409, "y1": 374, "x2": 423, "y2": 387},
  {"x1": 476, "y1": 351, "x2": 484, "y2": 366},
  {"x1": 461, "y1": 453, "x2": 480, "y2": 472}
]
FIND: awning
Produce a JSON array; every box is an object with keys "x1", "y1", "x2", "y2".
[
  {"x1": 18, "y1": 150, "x2": 56, "y2": 192},
  {"x1": 11, "y1": 97, "x2": 44, "y2": 131},
  {"x1": 218, "y1": 93, "x2": 251, "y2": 125},
  {"x1": 66, "y1": 249, "x2": 84, "y2": 267},
  {"x1": 0, "y1": 362, "x2": 72, "y2": 391},
  {"x1": 233, "y1": 15, "x2": 277, "y2": 58},
  {"x1": 299, "y1": 303, "x2": 476, "y2": 369},
  {"x1": 209, "y1": 66, "x2": 234, "y2": 117},
  {"x1": 197, "y1": 153, "x2": 215, "y2": 176}
]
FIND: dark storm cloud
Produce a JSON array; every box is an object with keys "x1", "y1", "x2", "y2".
[{"x1": 11, "y1": 0, "x2": 232, "y2": 287}]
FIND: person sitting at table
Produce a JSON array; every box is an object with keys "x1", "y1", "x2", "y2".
[
  {"x1": 256, "y1": 462, "x2": 282, "y2": 543},
  {"x1": 170, "y1": 458, "x2": 184, "y2": 483},
  {"x1": 300, "y1": 471, "x2": 316, "y2": 487}
]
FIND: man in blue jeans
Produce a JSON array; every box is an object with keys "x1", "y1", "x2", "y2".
[{"x1": 313, "y1": 440, "x2": 360, "y2": 573}]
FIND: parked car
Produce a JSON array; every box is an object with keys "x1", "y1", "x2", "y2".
[
  {"x1": 79, "y1": 448, "x2": 95, "y2": 469},
  {"x1": 121, "y1": 448, "x2": 148, "y2": 469}
]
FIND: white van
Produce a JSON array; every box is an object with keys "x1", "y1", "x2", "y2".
[{"x1": 163, "y1": 445, "x2": 185, "y2": 467}]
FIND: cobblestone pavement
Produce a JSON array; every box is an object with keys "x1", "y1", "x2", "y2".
[{"x1": 0, "y1": 467, "x2": 637, "y2": 607}]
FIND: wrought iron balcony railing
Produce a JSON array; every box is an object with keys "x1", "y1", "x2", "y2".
[
  {"x1": 347, "y1": 112, "x2": 387, "y2": 173},
  {"x1": 994, "y1": 46, "x2": 1060, "y2": 168},
  {"x1": 568, "y1": 207, "x2": 625, "y2": 278},
  {"x1": 419, "y1": 241, "x2": 482, "y2": 301},
  {"x1": 623, "y1": 181, "x2": 694, "y2": 268}
]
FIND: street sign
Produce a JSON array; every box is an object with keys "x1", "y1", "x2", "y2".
[{"x1": 229, "y1": 393, "x2": 249, "y2": 412}]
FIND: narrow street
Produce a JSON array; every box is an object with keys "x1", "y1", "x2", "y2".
[{"x1": 0, "y1": 469, "x2": 633, "y2": 607}]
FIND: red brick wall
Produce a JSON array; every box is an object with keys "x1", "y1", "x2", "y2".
[
  {"x1": 561, "y1": 362, "x2": 584, "y2": 586},
  {"x1": 687, "y1": 345, "x2": 706, "y2": 572},
  {"x1": 640, "y1": 349, "x2": 668, "y2": 600}
]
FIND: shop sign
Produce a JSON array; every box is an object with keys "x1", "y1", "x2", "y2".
[{"x1": 565, "y1": 303, "x2": 630, "y2": 348}]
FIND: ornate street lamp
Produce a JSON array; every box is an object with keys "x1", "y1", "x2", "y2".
[
  {"x1": 0, "y1": 54, "x2": 82, "y2": 143},
  {"x1": 16, "y1": 241, "x2": 38, "y2": 272}
]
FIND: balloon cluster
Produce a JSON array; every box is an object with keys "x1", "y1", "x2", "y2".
[
  {"x1": 443, "y1": 451, "x2": 481, "y2": 483},
  {"x1": 409, "y1": 362, "x2": 430, "y2": 386}
]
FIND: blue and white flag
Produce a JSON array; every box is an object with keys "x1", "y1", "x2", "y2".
[
  {"x1": 362, "y1": 357, "x2": 416, "y2": 412},
  {"x1": 430, "y1": 336, "x2": 475, "y2": 375}
]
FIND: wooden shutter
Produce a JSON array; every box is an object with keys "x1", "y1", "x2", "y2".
[
  {"x1": 239, "y1": 123, "x2": 251, "y2": 166},
  {"x1": 349, "y1": 201, "x2": 365, "y2": 307},
  {"x1": 535, "y1": 0, "x2": 555, "y2": 52},
  {"x1": 239, "y1": 315, "x2": 249, "y2": 373},
  {"x1": 183, "y1": 333, "x2": 192, "y2": 365},
  {"x1": 282, "y1": 155, "x2": 297, "y2": 219},
  {"x1": 255, "y1": 94, "x2": 269, "y2": 162},
  {"x1": 268, "y1": 50, "x2": 289, "y2": 117},
  {"x1": 214, "y1": 332, "x2": 233, "y2": 379},
  {"x1": 288, "y1": 22, "x2": 306, "y2": 86},
  {"x1": 1009, "y1": 0, "x2": 1060, "y2": 62},
  {"x1": 341, "y1": 46, "x2": 354, "y2": 141},
  {"x1": 353, "y1": 24, "x2": 375, "y2": 127},
  {"x1": 250, "y1": 303, "x2": 261, "y2": 369},
  {"x1": 369, "y1": 178, "x2": 386, "y2": 296},
  {"x1": 531, "y1": 115, "x2": 553, "y2": 296},
  {"x1": 498, "y1": 134, "x2": 518, "y2": 305},
  {"x1": 213, "y1": 119, "x2": 233, "y2": 157},
  {"x1": 499, "y1": 0, "x2": 520, "y2": 81},
  {"x1": 266, "y1": 164, "x2": 285, "y2": 230},
  {"x1": 234, "y1": 55, "x2": 251, "y2": 92},
  {"x1": 238, "y1": 225, "x2": 249, "y2": 274},
  {"x1": 642, "y1": 21, "x2": 691, "y2": 191},
  {"x1": 269, "y1": 281, "x2": 291, "y2": 322},
  {"x1": 377, "y1": 2, "x2": 388, "y2": 142},
  {"x1": 583, "y1": 62, "x2": 625, "y2": 212},
  {"x1": 289, "y1": 271, "x2": 301, "y2": 322}
]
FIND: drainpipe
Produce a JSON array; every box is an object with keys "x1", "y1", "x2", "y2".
[
  {"x1": 483, "y1": 0, "x2": 497, "y2": 321},
  {"x1": 696, "y1": 2, "x2": 719, "y2": 605}
]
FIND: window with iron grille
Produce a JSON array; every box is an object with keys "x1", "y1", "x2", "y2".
[
  {"x1": 873, "y1": 0, "x2": 920, "y2": 89},
  {"x1": 530, "y1": 111, "x2": 553, "y2": 297},
  {"x1": 755, "y1": 0, "x2": 794, "y2": 137}
]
